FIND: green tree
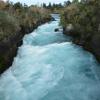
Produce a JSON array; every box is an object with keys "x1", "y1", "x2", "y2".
[
  {"x1": 13, "y1": 2, "x2": 23, "y2": 10},
  {"x1": 64, "y1": 1, "x2": 71, "y2": 6},
  {"x1": 72, "y1": 0, "x2": 79, "y2": 4},
  {"x1": 43, "y1": 3, "x2": 46, "y2": 8}
]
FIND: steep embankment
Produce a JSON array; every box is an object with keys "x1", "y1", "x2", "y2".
[
  {"x1": 0, "y1": 19, "x2": 100, "y2": 100},
  {"x1": 63, "y1": 27, "x2": 100, "y2": 63},
  {"x1": 0, "y1": 17, "x2": 52, "y2": 74},
  {"x1": 60, "y1": 1, "x2": 100, "y2": 62},
  {"x1": 0, "y1": 1, "x2": 53, "y2": 74}
]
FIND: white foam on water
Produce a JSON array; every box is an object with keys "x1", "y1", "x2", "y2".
[{"x1": 0, "y1": 20, "x2": 100, "y2": 100}]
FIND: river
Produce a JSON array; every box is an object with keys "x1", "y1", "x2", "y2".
[{"x1": 0, "y1": 16, "x2": 100, "y2": 100}]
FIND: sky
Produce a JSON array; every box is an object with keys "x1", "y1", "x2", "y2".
[{"x1": 4, "y1": 0, "x2": 71, "y2": 6}]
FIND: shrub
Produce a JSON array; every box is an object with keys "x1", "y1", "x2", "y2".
[
  {"x1": 60, "y1": 0, "x2": 100, "y2": 38},
  {"x1": 0, "y1": 11, "x2": 20, "y2": 40}
]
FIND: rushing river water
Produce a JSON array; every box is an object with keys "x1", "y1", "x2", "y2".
[{"x1": 0, "y1": 17, "x2": 100, "y2": 100}]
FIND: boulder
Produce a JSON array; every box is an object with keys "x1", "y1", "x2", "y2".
[
  {"x1": 55, "y1": 28, "x2": 59, "y2": 32},
  {"x1": 63, "y1": 24, "x2": 74, "y2": 33},
  {"x1": 51, "y1": 17, "x2": 56, "y2": 21}
]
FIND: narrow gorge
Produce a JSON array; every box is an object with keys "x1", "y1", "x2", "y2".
[{"x1": 0, "y1": 15, "x2": 100, "y2": 100}]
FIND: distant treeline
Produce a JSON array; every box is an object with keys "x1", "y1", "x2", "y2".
[{"x1": 42, "y1": 1, "x2": 71, "y2": 12}]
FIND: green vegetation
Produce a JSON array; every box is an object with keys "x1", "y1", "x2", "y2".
[
  {"x1": 0, "y1": 11, "x2": 20, "y2": 40},
  {"x1": 0, "y1": 0, "x2": 51, "y2": 73},
  {"x1": 61, "y1": 0, "x2": 100, "y2": 40},
  {"x1": 1, "y1": 0, "x2": 100, "y2": 73},
  {"x1": 0, "y1": 0, "x2": 51, "y2": 41},
  {"x1": 60, "y1": 0, "x2": 100, "y2": 61}
]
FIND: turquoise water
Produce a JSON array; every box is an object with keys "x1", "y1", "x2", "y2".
[{"x1": 0, "y1": 20, "x2": 100, "y2": 100}]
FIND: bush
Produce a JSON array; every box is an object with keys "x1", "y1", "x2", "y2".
[
  {"x1": 0, "y1": 11, "x2": 20, "y2": 40},
  {"x1": 0, "y1": 1, "x2": 51, "y2": 40},
  {"x1": 60, "y1": 0, "x2": 100, "y2": 38}
]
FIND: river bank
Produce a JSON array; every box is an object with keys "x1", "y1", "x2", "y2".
[
  {"x1": 0, "y1": 17, "x2": 52, "y2": 74},
  {"x1": 0, "y1": 18, "x2": 100, "y2": 100},
  {"x1": 0, "y1": 0, "x2": 53, "y2": 74},
  {"x1": 63, "y1": 25, "x2": 100, "y2": 63},
  {"x1": 60, "y1": 0, "x2": 100, "y2": 63}
]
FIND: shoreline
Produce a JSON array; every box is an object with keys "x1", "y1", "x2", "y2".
[
  {"x1": 0, "y1": 18, "x2": 52, "y2": 74},
  {"x1": 63, "y1": 28, "x2": 100, "y2": 63}
]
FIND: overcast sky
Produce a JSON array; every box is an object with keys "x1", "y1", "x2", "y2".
[{"x1": 4, "y1": 0, "x2": 71, "y2": 6}]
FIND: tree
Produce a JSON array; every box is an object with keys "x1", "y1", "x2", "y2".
[
  {"x1": 72, "y1": 0, "x2": 79, "y2": 4},
  {"x1": 13, "y1": 2, "x2": 23, "y2": 10},
  {"x1": 64, "y1": 1, "x2": 71, "y2": 6},
  {"x1": 43, "y1": 3, "x2": 46, "y2": 8},
  {"x1": 48, "y1": 2, "x2": 52, "y2": 8}
]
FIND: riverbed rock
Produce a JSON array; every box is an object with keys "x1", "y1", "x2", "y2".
[
  {"x1": 51, "y1": 17, "x2": 56, "y2": 21},
  {"x1": 55, "y1": 28, "x2": 59, "y2": 32},
  {"x1": 63, "y1": 24, "x2": 73, "y2": 34}
]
